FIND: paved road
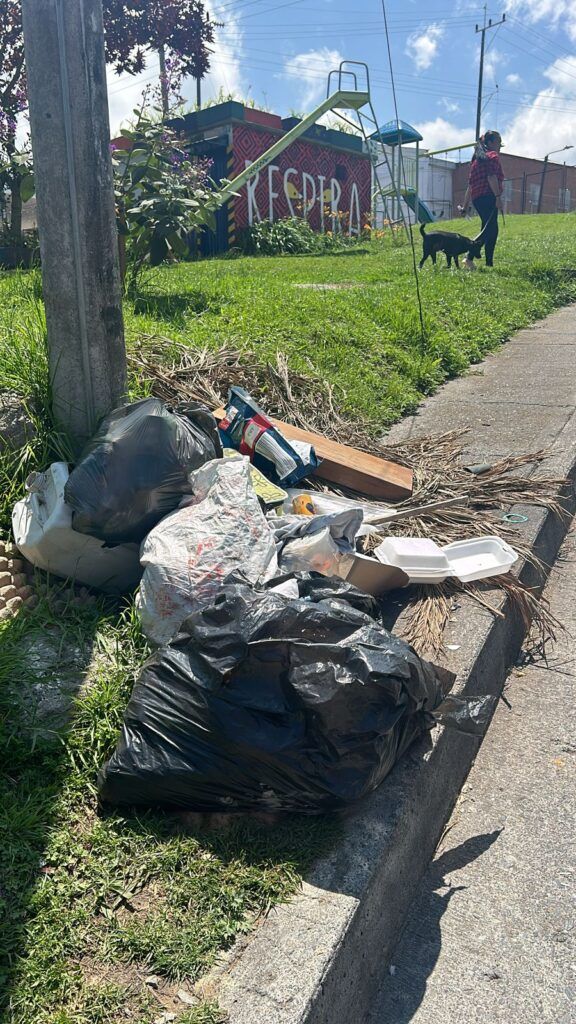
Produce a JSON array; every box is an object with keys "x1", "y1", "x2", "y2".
[{"x1": 367, "y1": 527, "x2": 576, "y2": 1024}]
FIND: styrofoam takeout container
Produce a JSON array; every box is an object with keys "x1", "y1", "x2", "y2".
[
  {"x1": 442, "y1": 537, "x2": 518, "y2": 582},
  {"x1": 374, "y1": 535, "x2": 518, "y2": 584}
]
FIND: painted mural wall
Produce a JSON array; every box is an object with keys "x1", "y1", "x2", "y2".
[{"x1": 231, "y1": 124, "x2": 372, "y2": 236}]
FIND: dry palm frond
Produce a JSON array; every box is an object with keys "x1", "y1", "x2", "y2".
[
  {"x1": 128, "y1": 338, "x2": 568, "y2": 655},
  {"x1": 401, "y1": 575, "x2": 562, "y2": 659}
]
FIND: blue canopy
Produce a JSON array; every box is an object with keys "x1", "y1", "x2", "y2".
[{"x1": 371, "y1": 119, "x2": 423, "y2": 146}]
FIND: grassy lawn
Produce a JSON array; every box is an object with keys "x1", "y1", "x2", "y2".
[
  {"x1": 0, "y1": 211, "x2": 575, "y2": 1023},
  {"x1": 0, "y1": 593, "x2": 337, "y2": 1022},
  {"x1": 123, "y1": 213, "x2": 576, "y2": 426}
]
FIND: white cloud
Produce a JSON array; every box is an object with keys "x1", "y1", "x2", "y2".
[
  {"x1": 506, "y1": 73, "x2": 522, "y2": 85},
  {"x1": 107, "y1": 66, "x2": 155, "y2": 135},
  {"x1": 405, "y1": 24, "x2": 444, "y2": 72},
  {"x1": 283, "y1": 48, "x2": 344, "y2": 109},
  {"x1": 413, "y1": 118, "x2": 476, "y2": 154},
  {"x1": 543, "y1": 53, "x2": 576, "y2": 89},
  {"x1": 484, "y1": 46, "x2": 507, "y2": 82},
  {"x1": 505, "y1": 0, "x2": 576, "y2": 43},
  {"x1": 200, "y1": 4, "x2": 245, "y2": 101},
  {"x1": 502, "y1": 55, "x2": 576, "y2": 161},
  {"x1": 440, "y1": 98, "x2": 461, "y2": 114}
]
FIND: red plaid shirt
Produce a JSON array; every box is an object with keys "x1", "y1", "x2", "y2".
[{"x1": 468, "y1": 151, "x2": 504, "y2": 200}]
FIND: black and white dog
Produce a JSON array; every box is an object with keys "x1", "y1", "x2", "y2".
[{"x1": 419, "y1": 222, "x2": 484, "y2": 269}]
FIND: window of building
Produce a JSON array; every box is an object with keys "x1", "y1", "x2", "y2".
[
  {"x1": 558, "y1": 187, "x2": 571, "y2": 212},
  {"x1": 529, "y1": 182, "x2": 540, "y2": 209},
  {"x1": 502, "y1": 178, "x2": 513, "y2": 210}
]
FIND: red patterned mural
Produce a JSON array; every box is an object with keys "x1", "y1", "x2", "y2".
[{"x1": 231, "y1": 123, "x2": 371, "y2": 235}]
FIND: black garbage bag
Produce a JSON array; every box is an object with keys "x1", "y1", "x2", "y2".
[
  {"x1": 98, "y1": 575, "x2": 455, "y2": 814},
  {"x1": 64, "y1": 398, "x2": 222, "y2": 545}
]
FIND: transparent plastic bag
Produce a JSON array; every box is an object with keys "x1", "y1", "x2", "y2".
[{"x1": 138, "y1": 456, "x2": 278, "y2": 645}]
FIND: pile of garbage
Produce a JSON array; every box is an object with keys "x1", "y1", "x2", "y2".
[{"x1": 10, "y1": 391, "x2": 501, "y2": 814}]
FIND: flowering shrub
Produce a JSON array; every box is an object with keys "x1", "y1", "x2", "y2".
[{"x1": 240, "y1": 217, "x2": 358, "y2": 257}]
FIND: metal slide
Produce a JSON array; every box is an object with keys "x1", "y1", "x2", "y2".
[
  {"x1": 208, "y1": 60, "x2": 409, "y2": 243},
  {"x1": 214, "y1": 85, "x2": 369, "y2": 208}
]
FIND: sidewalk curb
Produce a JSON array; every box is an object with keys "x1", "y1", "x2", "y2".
[{"x1": 211, "y1": 328, "x2": 576, "y2": 1024}]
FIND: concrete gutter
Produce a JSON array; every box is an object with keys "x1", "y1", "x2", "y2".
[{"x1": 204, "y1": 305, "x2": 576, "y2": 1024}]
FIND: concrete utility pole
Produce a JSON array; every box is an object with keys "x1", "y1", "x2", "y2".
[
  {"x1": 21, "y1": 0, "x2": 126, "y2": 449},
  {"x1": 475, "y1": 9, "x2": 506, "y2": 140}
]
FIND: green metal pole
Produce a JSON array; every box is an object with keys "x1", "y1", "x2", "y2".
[{"x1": 425, "y1": 141, "x2": 476, "y2": 158}]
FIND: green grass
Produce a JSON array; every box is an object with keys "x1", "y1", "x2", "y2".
[
  {"x1": 120, "y1": 213, "x2": 576, "y2": 426},
  {"x1": 0, "y1": 211, "x2": 575, "y2": 1022},
  {"x1": 0, "y1": 596, "x2": 338, "y2": 1022}
]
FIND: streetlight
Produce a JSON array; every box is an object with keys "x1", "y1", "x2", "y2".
[{"x1": 537, "y1": 144, "x2": 574, "y2": 213}]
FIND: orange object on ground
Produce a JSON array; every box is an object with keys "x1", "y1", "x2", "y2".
[{"x1": 292, "y1": 494, "x2": 316, "y2": 515}]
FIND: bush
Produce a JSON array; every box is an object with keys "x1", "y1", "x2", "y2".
[{"x1": 240, "y1": 217, "x2": 355, "y2": 256}]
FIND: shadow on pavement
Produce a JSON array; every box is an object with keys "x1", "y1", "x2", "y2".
[{"x1": 370, "y1": 829, "x2": 502, "y2": 1023}]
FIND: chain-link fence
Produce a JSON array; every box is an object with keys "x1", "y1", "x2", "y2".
[{"x1": 455, "y1": 164, "x2": 574, "y2": 215}]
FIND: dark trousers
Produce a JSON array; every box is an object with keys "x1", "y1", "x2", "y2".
[{"x1": 473, "y1": 193, "x2": 499, "y2": 266}]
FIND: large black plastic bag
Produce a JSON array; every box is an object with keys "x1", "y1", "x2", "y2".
[
  {"x1": 65, "y1": 399, "x2": 222, "y2": 545},
  {"x1": 98, "y1": 575, "x2": 453, "y2": 814}
]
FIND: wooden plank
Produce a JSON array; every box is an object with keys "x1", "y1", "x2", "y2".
[{"x1": 213, "y1": 408, "x2": 413, "y2": 501}]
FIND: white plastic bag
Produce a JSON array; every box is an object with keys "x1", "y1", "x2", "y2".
[
  {"x1": 273, "y1": 507, "x2": 361, "y2": 580},
  {"x1": 12, "y1": 462, "x2": 141, "y2": 593},
  {"x1": 138, "y1": 456, "x2": 278, "y2": 645}
]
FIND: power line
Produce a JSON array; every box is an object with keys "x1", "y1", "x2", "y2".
[
  {"x1": 506, "y1": 15, "x2": 576, "y2": 63},
  {"x1": 501, "y1": 32, "x2": 576, "y2": 84},
  {"x1": 107, "y1": 56, "x2": 576, "y2": 116},
  {"x1": 194, "y1": 49, "x2": 576, "y2": 114}
]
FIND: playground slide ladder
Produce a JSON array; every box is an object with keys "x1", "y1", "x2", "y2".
[{"x1": 327, "y1": 62, "x2": 412, "y2": 239}]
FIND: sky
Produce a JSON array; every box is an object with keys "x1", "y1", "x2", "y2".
[{"x1": 106, "y1": 0, "x2": 576, "y2": 165}]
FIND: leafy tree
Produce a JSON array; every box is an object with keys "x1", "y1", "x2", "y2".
[
  {"x1": 104, "y1": 1, "x2": 213, "y2": 79},
  {"x1": 0, "y1": 0, "x2": 214, "y2": 244},
  {"x1": 104, "y1": 1, "x2": 214, "y2": 115}
]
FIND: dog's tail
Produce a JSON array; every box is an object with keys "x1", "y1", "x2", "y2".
[{"x1": 419, "y1": 223, "x2": 427, "y2": 237}]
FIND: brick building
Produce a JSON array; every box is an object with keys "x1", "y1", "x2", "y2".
[
  {"x1": 453, "y1": 152, "x2": 576, "y2": 215},
  {"x1": 172, "y1": 101, "x2": 372, "y2": 253}
]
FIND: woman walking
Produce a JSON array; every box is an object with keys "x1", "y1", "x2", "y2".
[{"x1": 462, "y1": 130, "x2": 504, "y2": 267}]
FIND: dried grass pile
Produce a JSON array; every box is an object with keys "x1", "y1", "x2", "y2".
[{"x1": 129, "y1": 338, "x2": 567, "y2": 656}]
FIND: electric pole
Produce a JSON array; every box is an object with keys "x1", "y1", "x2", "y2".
[{"x1": 475, "y1": 9, "x2": 506, "y2": 140}]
